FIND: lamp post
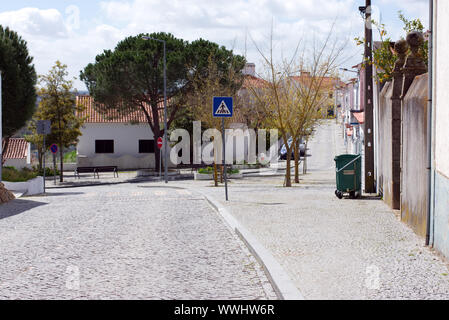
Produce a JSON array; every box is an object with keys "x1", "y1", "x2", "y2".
[{"x1": 142, "y1": 36, "x2": 168, "y2": 184}]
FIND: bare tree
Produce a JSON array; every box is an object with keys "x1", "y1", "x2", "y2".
[{"x1": 248, "y1": 22, "x2": 346, "y2": 186}]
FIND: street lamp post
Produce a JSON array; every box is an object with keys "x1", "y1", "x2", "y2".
[{"x1": 142, "y1": 36, "x2": 168, "y2": 184}]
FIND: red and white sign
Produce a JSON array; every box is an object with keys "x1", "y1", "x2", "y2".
[{"x1": 157, "y1": 137, "x2": 163, "y2": 150}]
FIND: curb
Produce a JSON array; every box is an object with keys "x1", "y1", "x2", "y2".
[{"x1": 199, "y1": 191, "x2": 304, "y2": 301}]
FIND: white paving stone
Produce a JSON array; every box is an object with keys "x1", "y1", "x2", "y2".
[{"x1": 174, "y1": 120, "x2": 449, "y2": 300}]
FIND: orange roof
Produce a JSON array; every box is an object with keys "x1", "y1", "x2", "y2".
[
  {"x1": 242, "y1": 75, "x2": 269, "y2": 89},
  {"x1": 352, "y1": 112, "x2": 365, "y2": 124},
  {"x1": 76, "y1": 95, "x2": 163, "y2": 124},
  {"x1": 2, "y1": 138, "x2": 28, "y2": 159}
]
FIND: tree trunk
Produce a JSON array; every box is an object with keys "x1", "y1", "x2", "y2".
[
  {"x1": 154, "y1": 142, "x2": 161, "y2": 173},
  {"x1": 153, "y1": 126, "x2": 161, "y2": 172},
  {"x1": 303, "y1": 140, "x2": 308, "y2": 174},
  {"x1": 285, "y1": 149, "x2": 292, "y2": 187},
  {"x1": 214, "y1": 163, "x2": 218, "y2": 186},
  {"x1": 37, "y1": 143, "x2": 43, "y2": 171},
  {"x1": 1, "y1": 137, "x2": 10, "y2": 166},
  {"x1": 294, "y1": 138, "x2": 300, "y2": 184},
  {"x1": 59, "y1": 145, "x2": 64, "y2": 182}
]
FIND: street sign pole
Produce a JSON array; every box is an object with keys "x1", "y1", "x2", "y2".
[
  {"x1": 159, "y1": 151, "x2": 162, "y2": 180},
  {"x1": 53, "y1": 152, "x2": 57, "y2": 185},
  {"x1": 222, "y1": 118, "x2": 228, "y2": 201},
  {"x1": 49, "y1": 144, "x2": 58, "y2": 185},
  {"x1": 213, "y1": 97, "x2": 232, "y2": 201},
  {"x1": 43, "y1": 135, "x2": 46, "y2": 193}
]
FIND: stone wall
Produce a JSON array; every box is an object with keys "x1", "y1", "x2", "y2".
[
  {"x1": 377, "y1": 81, "x2": 393, "y2": 207},
  {"x1": 377, "y1": 32, "x2": 428, "y2": 237},
  {"x1": 401, "y1": 74, "x2": 429, "y2": 237}
]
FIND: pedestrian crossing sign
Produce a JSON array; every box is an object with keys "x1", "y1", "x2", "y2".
[{"x1": 213, "y1": 97, "x2": 233, "y2": 118}]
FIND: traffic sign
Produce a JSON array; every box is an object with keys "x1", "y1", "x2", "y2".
[
  {"x1": 37, "y1": 120, "x2": 51, "y2": 134},
  {"x1": 213, "y1": 97, "x2": 233, "y2": 118},
  {"x1": 50, "y1": 144, "x2": 58, "y2": 154},
  {"x1": 157, "y1": 137, "x2": 163, "y2": 150}
]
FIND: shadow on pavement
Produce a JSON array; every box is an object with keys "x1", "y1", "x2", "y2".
[
  {"x1": 43, "y1": 192, "x2": 85, "y2": 197},
  {"x1": 0, "y1": 199, "x2": 47, "y2": 220}
]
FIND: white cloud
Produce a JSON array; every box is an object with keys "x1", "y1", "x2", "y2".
[
  {"x1": 0, "y1": 1, "x2": 430, "y2": 89},
  {"x1": 0, "y1": 7, "x2": 69, "y2": 38}
]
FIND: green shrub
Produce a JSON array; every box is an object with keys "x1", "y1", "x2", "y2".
[
  {"x1": 197, "y1": 166, "x2": 239, "y2": 175},
  {"x1": 33, "y1": 166, "x2": 60, "y2": 176},
  {"x1": 198, "y1": 167, "x2": 214, "y2": 174},
  {"x1": 2, "y1": 167, "x2": 38, "y2": 182}
]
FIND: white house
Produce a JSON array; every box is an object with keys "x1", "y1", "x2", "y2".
[
  {"x1": 2, "y1": 138, "x2": 31, "y2": 169},
  {"x1": 76, "y1": 95, "x2": 163, "y2": 170}
]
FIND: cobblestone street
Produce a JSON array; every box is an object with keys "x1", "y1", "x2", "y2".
[{"x1": 0, "y1": 184, "x2": 276, "y2": 299}]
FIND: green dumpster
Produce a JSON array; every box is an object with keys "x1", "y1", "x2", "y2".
[{"x1": 334, "y1": 154, "x2": 362, "y2": 199}]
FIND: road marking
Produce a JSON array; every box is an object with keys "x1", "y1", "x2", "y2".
[{"x1": 154, "y1": 191, "x2": 167, "y2": 196}]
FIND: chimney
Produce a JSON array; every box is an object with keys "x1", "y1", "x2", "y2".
[{"x1": 243, "y1": 63, "x2": 256, "y2": 77}]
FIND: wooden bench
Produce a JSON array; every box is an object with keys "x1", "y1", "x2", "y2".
[{"x1": 75, "y1": 166, "x2": 118, "y2": 179}]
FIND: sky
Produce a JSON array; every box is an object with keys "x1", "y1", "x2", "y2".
[{"x1": 0, "y1": 0, "x2": 430, "y2": 90}]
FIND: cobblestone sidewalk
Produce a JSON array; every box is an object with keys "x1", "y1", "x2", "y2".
[{"x1": 174, "y1": 121, "x2": 449, "y2": 300}]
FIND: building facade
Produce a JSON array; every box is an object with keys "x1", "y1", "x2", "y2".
[{"x1": 431, "y1": 0, "x2": 449, "y2": 258}]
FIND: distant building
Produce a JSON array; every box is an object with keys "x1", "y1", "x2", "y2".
[{"x1": 2, "y1": 138, "x2": 31, "y2": 169}]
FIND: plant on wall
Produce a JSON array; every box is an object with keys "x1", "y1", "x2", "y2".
[{"x1": 354, "y1": 11, "x2": 428, "y2": 84}]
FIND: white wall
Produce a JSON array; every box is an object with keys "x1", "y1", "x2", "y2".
[
  {"x1": 434, "y1": 0, "x2": 449, "y2": 178},
  {"x1": 77, "y1": 123, "x2": 157, "y2": 169},
  {"x1": 4, "y1": 159, "x2": 30, "y2": 170}
]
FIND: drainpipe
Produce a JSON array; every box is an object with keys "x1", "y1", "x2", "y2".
[{"x1": 426, "y1": 0, "x2": 434, "y2": 246}]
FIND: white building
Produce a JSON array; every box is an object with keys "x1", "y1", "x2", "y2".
[
  {"x1": 431, "y1": 0, "x2": 449, "y2": 259},
  {"x1": 76, "y1": 95, "x2": 162, "y2": 170},
  {"x1": 2, "y1": 138, "x2": 31, "y2": 169}
]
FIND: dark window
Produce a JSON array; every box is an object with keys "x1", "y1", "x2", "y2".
[
  {"x1": 95, "y1": 140, "x2": 114, "y2": 154},
  {"x1": 139, "y1": 140, "x2": 155, "y2": 153}
]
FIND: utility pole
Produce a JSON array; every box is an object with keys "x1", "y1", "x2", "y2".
[
  {"x1": 0, "y1": 71, "x2": 2, "y2": 183},
  {"x1": 361, "y1": 0, "x2": 375, "y2": 193}
]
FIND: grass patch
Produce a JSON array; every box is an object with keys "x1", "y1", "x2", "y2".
[{"x1": 63, "y1": 150, "x2": 77, "y2": 163}]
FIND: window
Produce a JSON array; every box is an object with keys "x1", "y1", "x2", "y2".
[
  {"x1": 95, "y1": 140, "x2": 114, "y2": 154},
  {"x1": 139, "y1": 140, "x2": 155, "y2": 153}
]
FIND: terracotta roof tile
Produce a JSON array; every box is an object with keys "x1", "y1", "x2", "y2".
[
  {"x1": 289, "y1": 75, "x2": 344, "y2": 90},
  {"x1": 2, "y1": 138, "x2": 28, "y2": 159},
  {"x1": 76, "y1": 95, "x2": 163, "y2": 123},
  {"x1": 242, "y1": 75, "x2": 270, "y2": 89}
]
